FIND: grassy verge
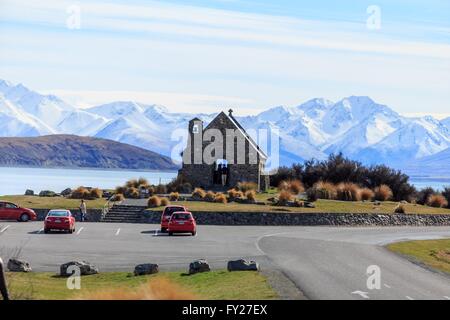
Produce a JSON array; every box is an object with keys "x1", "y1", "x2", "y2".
[
  {"x1": 387, "y1": 239, "x2": 450, "y2": 274},
  {"x1": 147, "y1": 199, "x2": 450, "y2": 214},
  {"x1": 6, "y1": 271, "x2": 278, "y2": 300},
  {"x1": 0, "y1": 195, "x2": 106, "y2": 209}
]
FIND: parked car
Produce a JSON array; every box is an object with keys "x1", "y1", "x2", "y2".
[
  {"x1": 0, "y1": 201, "x2": 37, "y2": 222},
  {"x1": 160, "y1": 205, "x2": 187, "y2": 232},
  {"x1": 44, "y1": 209, "x2": 75, "y2": 234},
  {"x1": 167, "y1": 211, "x2": 196, "y2": 236}
]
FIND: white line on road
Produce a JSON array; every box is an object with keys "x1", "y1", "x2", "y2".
[
  {"x1": 0, "y1": 225, "x2": 10, "y2": 233},
  {"x1": 76, "y1": 227, "x2": 84, "y2": 235},
  {"x1": 255, "y1": 232, "x2": 288, "y2": 255},
  {"x1": 115, "y1": 228, "x2": 121, "y2": 236},
  {"x1": 38, "y1": 228, "x2": 44, "y2": 234},
  {"x1": 383, "y1": 284, "x2": 391, "y2": 288},
  {"x1": 406, "y1": 296, "x2": 414, "y2": 300},
  {"x1": 351, "y1": 291, "x2": 370, "y2": 299},
  {"x1": 444, "y1": 296, "x2": 450, "y2": 300}
]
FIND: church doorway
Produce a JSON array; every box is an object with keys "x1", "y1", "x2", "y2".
[{"x1": 213, "y1": 159, "x2": 229, "y2": 187}]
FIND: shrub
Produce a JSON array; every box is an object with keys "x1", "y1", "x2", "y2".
[
  {"x1": 126, "y1": 179, "x2": 139, "y2": 189},
  {"x1": 111, "y1": 193, "x2": 125, "y2": 202},
  {"x1": 311, "y1": 181, "x2": 337, "y2": 200},
  {"x1": 205, "y1": 191, "x2": 216, "y2": 202},
  {"x1": 417, "y1": 187, "x2": 436, "y2": 205},
  {"x1": 278, "y1": 190, "x2": 294, "y2": 204},
  {"x1": 154, "y1": 184, "x2": 168, "y2": 194},
  {"x1": 374, "y1": 185, "x2": 393, "y2": 201},
  {"x1": 125, "y1": 187, "x2": 140, "y2": 199},
  {"x1": 192, "y1": 188, "x2": 206, "y2": 199},
  {"x1": 336, "y1": 183, "x2": 361, "y2": 202},
  {"x1": 278, "y1": 181, "x2": 289, "y2": 192},
  {"x1": 166, "y1": 176, "x2": 192, "y2": 193},
  {"x1": 169, "y1": 192, "x2": 180, "y2": 201},
  {"x1": 442, "y1": 187, "x2": 450, "y2": 209},
  {"x1": 278, "y1": 180, "x2": 304, "y2": 195},
  {"x1": 426, "y1": 194, "x2": 448, "y2": 208},
  {"x1": 115, "y1": 186, "x2": 126, "y2": 195},
  {"x1": 394, "y1": 203, "x2": 406, "y2": 214},
  {"x1": 148, "y1": 196, "x2": 161, "y2": 208},
  {"x1": 89, "y1": 188, "x2": 103, "y2": 199},
  {"x1": 160, "y1": 197, "x2": 170, "y2": 206},
  {"x1": 360, "y1": 188, "x2": 375, "y2": 201},
  {"x1": 214, "y1": 193, "x2": 228, "y2": 204},
  {"x1": 245, "y1": 190, "x2": 257, "y2": 202},
  {"x1": 71, "y1": 187, "x2": 90, "y2": 199},
  {"x1": 237, "y1": 182, "x2": 258, "y2": 193},
  {"x1": 137, "y1": 177, "x2": 149, "y2": 186},
  {"x1": 306, "y1": 188, "x2": 318, "y2": 202},
  {"x1": 147, "y1": 186, "x2": 155, "y2": 196}
]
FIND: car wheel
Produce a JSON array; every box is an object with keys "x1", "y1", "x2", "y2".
[
  {"x1": 168, "y1": 232, "x2": 173, "y2": 236},
  {"x1": 192, "y1": 231, "x2": 196, "y2": 236},
  {"x1": 68, "y1": 229, "x2": 73, "y2": 234},
  {"x1": 20, "y1": 213, "x2": 30, "y2": 222},
  {"x1": 161, "y1": 228, "x2": 167, "y2": 233},
  {"x1": 44, "y1": 228, "x2": 50, "y2": 234}
]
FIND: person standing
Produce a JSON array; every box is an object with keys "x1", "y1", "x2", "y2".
[
  {"x1": 221, "y1": 164, "x2": 228, "y2": 187},
  {"x1": 79, "y1": 199, "x2": 87, "y2": 222}
]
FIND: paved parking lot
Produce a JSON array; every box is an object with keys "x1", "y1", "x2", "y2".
[{"x1": 1, "y1": 221, "x2": 450, "y2": 300}]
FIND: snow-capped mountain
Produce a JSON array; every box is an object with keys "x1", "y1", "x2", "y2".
[{"x1": 0, "y1": 79, "x2": 449, "y2": 172}]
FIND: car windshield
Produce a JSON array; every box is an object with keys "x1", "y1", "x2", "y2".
[
  {"x1": 164, "y1": 207, "x2": 185, "y2": 216},
  {"x1": 48, "y1": 211, "x2": 69, "y2": 217},
  {"x1": 171, "y1": 213, "x2": 191, "y2": 220}
]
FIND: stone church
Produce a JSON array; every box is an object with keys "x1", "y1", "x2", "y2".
[{"x1": 178, "y1": 110, "x2": 269, "y2": 191}]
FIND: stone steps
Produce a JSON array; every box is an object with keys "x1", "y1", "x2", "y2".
[{"x1": 101, "y1": 204, "x2": 147, "y2": 223}]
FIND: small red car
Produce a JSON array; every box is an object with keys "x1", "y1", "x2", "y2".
[
  {"x1": 168, "y1": 211, "x2": 196, "y2": 236},
  {"x1": 160, "y1": 205, "x2": 187, "y2": 232},
  {"x1": 44, "y1": 210, "x2": 75, "y2": 234},
  {"x1": 0, "y1": 201, "x2": 37, "y2": 222}
]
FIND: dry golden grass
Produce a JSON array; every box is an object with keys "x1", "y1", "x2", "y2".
[
  {"x1": 237, "y1": 181, "x2": 258, "y2": 192},
  {"x1": 245, "y1": 190, "x2": 257, "y2": 202},
  {"x1": 71, "y1": 186, "x2": 90, "y2": 199},
  {"x1": 311, "y1": 181, "x2": 338, "y2": 200},
  {"x1": 427, "y1": 194, "x2": 448, "y2": 208},
  {"x1": 160, "y1": 197, "x2": 170, "y2": 206},
  {"x1": 394, "y1": 203, "x2": 406, "y2": 213},
  {"x1": 336, "y1": 183, "x2": 361, "y2": 202},
  {"x1": 360, "y1": 188, "x2": 375, "y2": 201},
  {"x1": 111, "y1": 193, "x2": 125, "y2": 202},
  {"x1": 278, "y1": 180, "x2": 304, "y2": 195},
  {"x1": 278, "y1": 190, "x2": 294, "y2": 203},
  {"x1": 76, "y1": 278, "x2": 196, "y2": 300},
  {"x1": 374, "y1": 184, "x2": 393, "y2": 201},
  {"x1": 169, "y1": 192, "x2": 180, "y2": 201},
  {"x1": 89, "y1": 188, "x2": 103, "y2": 199},
  {"x1": 148, "y1": 196, "x2": 162, "y2": 208},
  {"x1": 192, "y1": 188, "x2": 206, "y2": 199},
  {"x1": 214, "y1": 193, "x2": 228, "y2": 204},
  {"x1": 205, "y1": 191, "x2": 216, "y2": 202}
]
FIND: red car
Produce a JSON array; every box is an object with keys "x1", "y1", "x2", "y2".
[
  {"x1": 44, "y1": 210, "x2": 76, "y2": 234},
  {"x1": 160, "y1": 205, "x2": 187, "y2": 232},
  {"x1": 168, "y1": 211, "x2": 196, "y2": 236},
  {"x1": 0, "y1": 201, "x2": 37, "y2": 222}
]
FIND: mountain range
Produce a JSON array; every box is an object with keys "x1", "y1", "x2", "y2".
[{"x1": 1, "y1": 79, "x2": 449, "y2": 175}]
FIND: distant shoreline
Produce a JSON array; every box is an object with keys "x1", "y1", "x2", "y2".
[{"x1": 0, "y1": 165, "x2": 179, "y2": 174}]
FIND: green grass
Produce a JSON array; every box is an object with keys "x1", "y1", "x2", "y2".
[
  {"x1": 6, "y1": 271, "x2": 278, "y2": 300},
  {"x1": 0, "y1": 195, "x2": 106, "y2": 209},
  {"x1": 387, "y1": 239, "x2": 450, "y2": 274},
  {"x1": 147, "y1": 197, "x2": 450, "y2": 214}
]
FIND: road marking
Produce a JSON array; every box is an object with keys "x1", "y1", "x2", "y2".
[
  {"x1": 406, "y1": 296, "x2": 414, "y2": 300},
  {"x1": 154, "y1": 230, "x2": 158, "y2": 236},
  {"x1": 76, "y1": 227, "x2": 84, "y2": 235},
  {"x1": 351, "y1": 291, "x2": 370, "y2": 299},
  {"x1": 115, "y1": 228, "x2": 121, "y2": 236},
  {"x1": 383, "y1": 284, "x2": 391, "y2": 288},
  {"x1": 444, "y1": 296, "x2": 450, "y2": 300},
  {"x1": 0, "y1": 225, "x2": 10, "y2": 233},
  {"x1": 255, "y1": 232, "x2": 288, "y2": 255},
  {"x1": 38, "y1": 228, "x2": 44, "y2": 234}
]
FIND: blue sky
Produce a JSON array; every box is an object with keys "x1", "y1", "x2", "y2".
[{"x1": 0, "y1": 0, "x2": 449, "y2": 117}]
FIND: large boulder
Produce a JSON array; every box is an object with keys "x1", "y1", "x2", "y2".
[
  {"x1": 24, "y1": 189, "x2": 34, "y2": 196},
  {"x1": 61, "y1": 188, "x2": 72, "y2": 197},
  {"x1": 60, "y1": 261, "x2": 99, "y2": 276},
  {"x1": 7, "y1": 259, "x2": 32, "y2": 272},
  {"x1": 134, "y1": 263, "x2": 159, "y2": 276},
  {"x1": 227, "y1": 259, "x2": 259, "y2": 272},
  {"x1": 189, "y1": 259, "x2": 210, "y2": 275}
]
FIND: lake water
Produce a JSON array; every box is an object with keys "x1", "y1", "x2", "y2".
[
  {"x1": 0, "y1": 167, "x2": 178, "y2": 196},
  {"x1": 0, "y1": 167, "x2": 448, "y2": 196}
]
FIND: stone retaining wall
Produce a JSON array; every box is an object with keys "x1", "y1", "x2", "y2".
[
  {"x1": 33, "y1": 209, "x2": 103, "y2": 222},
  {"x1": 143, "y1": 210, "x2": 450, "y2": 226}
]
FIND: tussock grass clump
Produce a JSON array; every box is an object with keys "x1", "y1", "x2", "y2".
[
  {"x1": 227, "y1": 189, "x2": 243, "y2": 200},
  {"x1": 427, "y1": 194, "x2": 448, "y2": 208},
  {"x1": 394, "y1": 203, "x2": 406, "y2": 214},
  {"x1": 76, "y1": 278, "x2": 196, "y2": 300},
  {"x1": 192, "y1": 188, "x2": 206, "y2": 199},
  {"x1": 111, "y1": 193, "x2": 125, "y2": 202},
  {"x1": 205, "y1": 191, "x2": 216, "y2": 202},
  {"x1": 245, "y1": 190, "x2": 257, "y2": 202},
  {"x1": 126, "y1": 179, "x2": 139, "y2": 189},
  {"x1": 148, "y1": 196, "x2": 162, "y2": 208},
  {"x1": 71, "y1": 187, "x2": 89, "y2": 199},
  {"x1": 278, "y1": 180, "x2": 304, "y2": 195},
  {"x1": 214, "y1": 193, "x2": 228, "y2": 204},
  {"x1": 237, "y1": 182, "x2": 258, "y2": 193},
  {"x1": 154, "y1": 184, "x2": 168, "y2": 194},
  {"x1": 125, "y1": 187, "x2": 140, "y2": 199},
  {"x1": 336, "y1": 183, "x2": 361, "y2": 202},
  {"x1": 360, "y1": 188, "x2": 375, "y2": 201},
  {"x1": 311, "y1": 181, "x2": 337, "y2": 200},
  {"x1": 278, "y1": 190, "x2": 294, "y2": 204},
  {"x1": 374, "y1": 185, "x2": 393, "y2": 201},
  {"x1": 160, "y1": 197, "x2": 170, "y2": 206},
  {"x1": 89, "y1": 188, "x2": 103, "y2": 199},
  {"x1": 169, "y1": 192, "x2": 180, "y2": 201}
]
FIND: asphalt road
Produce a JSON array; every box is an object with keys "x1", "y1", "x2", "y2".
[{"x1": 1, "y1": 222, "x2": 450, "y2": 300}]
